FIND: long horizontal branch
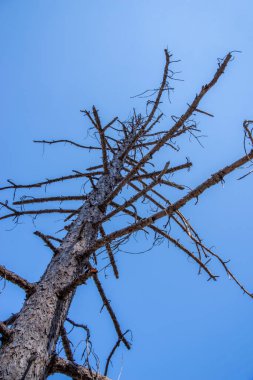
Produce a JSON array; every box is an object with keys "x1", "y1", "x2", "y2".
[
  {"x1": 50, "y1": 356, "x2": 110, "y2": 380},
  {"x1": 0, "y1": 208, "x2": 77, "y2": 221},
  {"x1": 34, "y1": 139, "x2": 102, "y2": 150},
  {"x1": 0, "y1": 171, "x2": 103, "y2": 191},
  {"x1": 13, "y1": 195, "x2": 87, "y2": 206},
  {"x1": 97, "y1": 149, "x2": 253, "y2": 247}
]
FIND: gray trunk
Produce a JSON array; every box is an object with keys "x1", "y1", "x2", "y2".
[{"x1": 0, "y1": 150, "x2": 126, "y2": 379}]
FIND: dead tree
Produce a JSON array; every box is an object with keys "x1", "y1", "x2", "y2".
[{"x1": 0, "y1": 49, "x2": 253, "y2": 379}]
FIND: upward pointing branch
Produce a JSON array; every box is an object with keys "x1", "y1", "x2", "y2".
[
  {"x1": 92, "y1": 106, "x2": 109, "y2": 174},
  {"x1": 104, "y1": 52, "x2": 232, "y2": 205},
  {"x1": 119, "y1": 49, "x2": 171, "y2": 160}
]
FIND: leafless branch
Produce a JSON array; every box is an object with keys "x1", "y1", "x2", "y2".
[
  {"x1": 13, "y1": 195, "x2": 87, "y2": 206},
  {"x1": 104, "y1": 330, "x2": 130, "y2": 376},
  {"x1": 0, "y1": 206, "x2": 76, "y2": 220},
  {"x1": 34, "y1": 231, "x2": 59, "y2": 255},
  {"x1": 0, "y1": 171, "x2": 102, "y2": 192},
  {"x1": 0, "y1": 265, "x2": 34, "y2": 294},
  {"x1": 130, "y1": 161, "x2": 192, "y2": 180},
  {"x1": 99, "y1": 227, "x2": 119, "y2": 279},
  {"x1": 103, "y1": 117, "x2": 118, "y2": 132},
  {"x1": 34, "y1": 139, "x2": 103, "y2": 150},
  {"x1": 61, "y1": 326, "x2": 74, "y2": 362},
  {"x1": 89, "y1": 265, "x2": 131, "y2": 350},
  {"x1": 50, "y1": 356, "x2": 110, "y2": 380}
]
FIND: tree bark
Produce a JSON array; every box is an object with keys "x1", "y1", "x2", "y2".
[{"x1": 0, "y1": 149, "x2": 126, "y2": 379}]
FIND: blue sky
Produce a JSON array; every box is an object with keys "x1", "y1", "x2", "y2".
[{"x1": 1, "y1": 1, "x2": 253, "y2": 379}]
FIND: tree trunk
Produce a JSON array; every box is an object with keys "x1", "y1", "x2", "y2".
[{"x1": 0, "y1": 151, "x2": 125, "y2": 379}]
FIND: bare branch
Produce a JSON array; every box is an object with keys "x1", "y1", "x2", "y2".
[
  {"x1": 81, "y1": 109, "x2": 97, "y2": 128},
  {"x1": 33, "y1": 139, "x2": 103, "y2": 150},
  {"x1": 90, "y1": 265, "x2": 131, "y2": 350},
  {"x1": 142, "y1": 49, "x2": 170, "y2": 129},
  {"x1": 0, "y1": 171, "x2": 103, "y2": 191},
  {"x1": 44, "y1": 235, "x2": 63, "y2": 244},
  {"x1": 92, "y1": 106, "x2": 109, "y2": 173},
  {"x1": 114, "y1": 49, "x2": 170, "y2": 161},
  {"x1": 0, "y1": 206, "x2": 77, "y2": 221},
  {"x1": 130, "y1": 161, "x2": 192, "y2": 180},
  {"x1": 61, "y1": 326, "x2": 74, "y2": 362},
  {"x1": 34, "y1": 231, "x2": 59, "y2": 255},
  {"x1": 49, "y1": 356, "x2": 110, "y2": 380},
  {"x1": 194, "y1": 107, "x2": 214, "y2": 117},
  {"x1": 13, "y1": 195, "x2": 87, "y2": 206},
  {"x1": 0, "y1": 265, "x2": 34, "y2": 294},
  {"x1": 103, "y1": 117, "x2": 118, "y2": 132},
  {"x1": 104, "y1": 330, "x2": 130, "y2": 376},
  {"x1": 99, "y1": 227, "x2": 119, "y2": 279}
]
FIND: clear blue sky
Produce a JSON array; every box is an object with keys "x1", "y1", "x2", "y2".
[{"x1": 1, "y1": 1, "x2": 253, "y2": 379}]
